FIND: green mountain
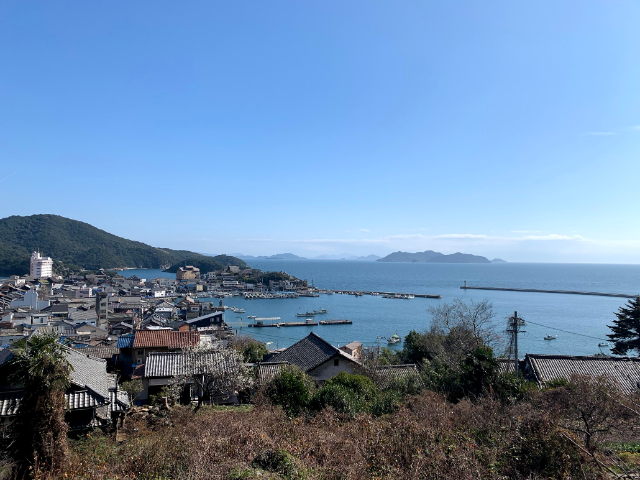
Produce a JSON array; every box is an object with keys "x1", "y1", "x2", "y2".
[
  {"x1": 163, "y1": 255, "x2": 249, "y2": 274},
  {"x1": 0, "y1": 214, "x2": 242, "y2": 276},
  {"x1": 377, "y1": 250, "x2": 491, "y2": 264}
]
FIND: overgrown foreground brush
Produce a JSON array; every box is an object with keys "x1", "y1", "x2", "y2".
[{"x1": 55, "y1": 390, "x2": 635, "y2": 480}]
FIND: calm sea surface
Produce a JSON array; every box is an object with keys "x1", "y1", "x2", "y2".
[{"x1": 120, "y1": 262, "x2": 640, "y2": 356}]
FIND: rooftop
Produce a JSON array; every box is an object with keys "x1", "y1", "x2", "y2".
[{"x1": 133, "y1": 330, "x2": 200, "y2": 349}]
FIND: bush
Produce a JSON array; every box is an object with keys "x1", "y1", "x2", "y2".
[
  {"x1": 265, "y1": 366, "x2": 313, "y2": 417},
  {"x1": 251, "y1": 449, "x2": 298, "y2": 477},
  {"x1": 310, "y1": 372, "x2": 380, "y2": 416}
]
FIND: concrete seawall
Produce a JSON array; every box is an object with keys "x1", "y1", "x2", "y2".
[{"x1": 460, "y1": 285, "x2": 638, "y2": 299}]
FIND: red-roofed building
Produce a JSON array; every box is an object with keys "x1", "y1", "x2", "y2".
[{"x1": 131, "y1": 330, "x2": 201, "y2": 365}]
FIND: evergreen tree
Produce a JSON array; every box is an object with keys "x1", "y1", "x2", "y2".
[
  {"x1": 9, "y1": 333, "x2": 71, "y2": 477},
  {"x1": 607, "y1": 296, "x2": 640, "y2": 355}
]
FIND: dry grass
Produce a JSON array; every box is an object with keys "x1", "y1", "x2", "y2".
[{"x1": 59, "y1": 390, "x2": 612, "y2": 480}]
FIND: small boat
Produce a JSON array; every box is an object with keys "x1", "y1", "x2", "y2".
[
  {"x1": 387, "y1": 333, "x2": 401, "y2": 345},
  {"x1": 544, "y1": 334, "x2": 557, "y2": 340},
  {"x1": 296, "y1": 311, "x2": 315, "y2": 317},
  {"x1": 313, "y1": 308, "x2": 327, "y2": 314},
  {"x1": 236, "y1": 308, "x2": 245, "y2": 313},
  {"x1": 598, "y1": 342, "x2": 609, "y2": 347},
  {"x1": 247, "y1": 315, "x2": 257, "y2": 319}
]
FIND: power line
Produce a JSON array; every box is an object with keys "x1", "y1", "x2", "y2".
[{"x1": 524, "y1": 319, "x2": 610, "y2": 342}]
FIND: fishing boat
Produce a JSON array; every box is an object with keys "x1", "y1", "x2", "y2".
[
  {"x1": 296, "y1": 311, "x2": 316, "y2": 317},
  {"x1": 544, "y1": 334, "x2": 557, "y2": 340},
  {"x1": 236, "y1": 308, "x2": 245, "y2": 313},
  {"x1": 598, "y1": 342, "x2": 609, "y2": 347},
  {"x1": 247, "y1": 315, "x2": 257, "y2": 319},
  {"x1": 313, "y1": 308, "x2": 328, "y2": 314},
  {"x1": 387, "y1": 333, "x2": 401, "y2": 345}
]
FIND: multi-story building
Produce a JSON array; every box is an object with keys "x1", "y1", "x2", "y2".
[
  {"x1": 30, "y1": 251, "x2": 53, "y2": 278},
  {"x1": 177, "y1": 266, "x2": 200, "y2": 280}
]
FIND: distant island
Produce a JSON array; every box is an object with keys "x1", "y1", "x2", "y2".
[
  {"x1": 314, "y1": 254, "x2": 381, "y2": 261},
  {"x1": 377, "y1": 250, "x2": 494, "y2": 264},
  {"x1": 234, "y1": 253, "x2": 382, "y2": 261},
  {"x1": 491, "y1": 258, "x2": 507, "y2": 263},
  {"x1": 236, "y1": 253, "x2": 307, "y2": 260}
]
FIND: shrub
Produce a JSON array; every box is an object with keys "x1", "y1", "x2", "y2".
[
  {"x1": 251, "y1": 449, "x2": 298, "y2": 477},
  {"x1": 310, "y1": 372, "x2": 380, "y2": 416},
  {"x1": 265, "y1": 366, "x2": 313, "y2": 417}
]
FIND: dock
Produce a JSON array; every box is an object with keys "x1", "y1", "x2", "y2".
[
  {"x1": 460, "y1": 285, "x2": 637, "y2": 299},
  {"x1": 325, "y1": 290, "x2": 441, "y2": 299},
  {"x1": 319, "y1": 319, "x2": 352, "y2": 325},
  {"x1": 247, "y1": 317, "x2": 318, "y2": 328}
]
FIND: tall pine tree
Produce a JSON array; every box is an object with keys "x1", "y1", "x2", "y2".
[{"x1": 607, "y1": 296, "x2": 640, "y2": 355}]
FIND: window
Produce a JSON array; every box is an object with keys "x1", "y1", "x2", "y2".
[
  {"x1": 334, "y1": 359, "x2": 339, "y2": 367},
  {"x1": 137, "y1": 350, "x2": 144, "y2": 355}
]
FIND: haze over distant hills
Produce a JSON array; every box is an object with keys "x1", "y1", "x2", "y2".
[
  {"x1": 233, "y1": 253, "x2": 381, "y2": 261},
  {"x1": 377, "y1": 250, "x2": 500, "y2": 264}
]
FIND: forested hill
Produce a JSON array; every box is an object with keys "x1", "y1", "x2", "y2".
[
  {"x1": 0, "y1": 214, "x2": 240, "y2": 276},
  {"x1": 163, "y1": 256, "x2": 249, "y2": 273}
]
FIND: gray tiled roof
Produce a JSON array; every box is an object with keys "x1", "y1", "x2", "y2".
[
  {"x1": 0, "y1": 388, "x2": 109, "y2": 415},
  {"x1": 525, "y1": 354, "x2": 640, "y2": 394},
  {"x1": 72, "y1": 346, "x2": 119, "y2": 360},
  {"x1": 256, "y1": 362, "x2": 289, "y2": 384},
  {"x1": 64, "y1": 346, "x2": 110, "y2": 400},
  {"x1": 109, "y1": 389, "x2": 130, "y2": 412},
  {"x1": 65, "y1": 389, "x2": 108, "y2": 409},
  {"x1": 0, "y1": 391, "x2": 21, "y2": 415},
  {"x1": 144, "y1": 351, "x2": 236, "y2": 378},
  {"x1": 269, "y1": 332, "x2": 358, "y2": 372}
]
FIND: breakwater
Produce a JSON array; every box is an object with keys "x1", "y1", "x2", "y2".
[{"x1": 460, "y1": 285, "x2": 637, "y2": 299}]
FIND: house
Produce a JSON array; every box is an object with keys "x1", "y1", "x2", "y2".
[
  {"x1": 9, "y1": 289, "x2": 50, "y2": 311},
  {"x1": 72, "y1": 345, "x2": 120, "y2": 371},
  {"x1": 522, "y1": 354, "x2": 640, "y2": 394},
  {"x1": 0, "y1": 345, "x2": 129, "y2": 431},
  {"x1": 339, "y1": 341, "x2": 363, "y2": 360},
  {"x1": 140, "y1": 350, "x2": 238, "y2": 404},
  {"x1": 177, "y1": 266, "x2": 200, "y2": 281},
  {"x1": 41, "y1": 303, "x2": 69, "y2": 319},
  {"x1": 75, "y1": 323, "x2": 109, "y2": 340},
  {"x1": 130, "y1": 330, "x2": 201, "y2": 365},
  {"x1": 184, "y1": 311, "x2": 225, "y2": 332},
  {"x1": 268, "y1": 332, "x2": 360, "y2": 382}
]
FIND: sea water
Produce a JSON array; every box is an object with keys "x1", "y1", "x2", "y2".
[{"x1": 119, "y1": 262, "x2": 640, "y2": 356}]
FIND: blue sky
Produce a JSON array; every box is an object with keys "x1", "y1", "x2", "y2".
[{"x1": 1, "y1": 1, "x2": 639, "y2": 262}]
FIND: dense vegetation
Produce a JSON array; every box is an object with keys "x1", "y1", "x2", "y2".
[
  {"x1": 0, "y1": 214, "x2": 221, "y2": 275},
  {"x1": 163, "y1": 255, "x2": 249, "y2": 274}
]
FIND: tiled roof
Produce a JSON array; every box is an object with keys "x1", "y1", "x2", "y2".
[
  {"x1": 256, "y1": 362, "x2": 289, "y2": 384},
  {"x1": 72, "y1": 346, "x2": 119, "y2": 360},
  {"x1": 133, "y1": 330, "x2": 200, "y2": 349},
  {"x1": 0, "y1": 388, "x2": 108, "y2": 416},
  {"x1": 269, "y1": 332, "x2": 357, "y2": 372},
  {"x1": 525, "y1": 354, "x2": 640, "y2": 394},
  {"x1": 65, "y1": 389, "x2": 109, "y2": 409},
  {"x1": 144, "y1": 351, "x2": 237, "y2": 378},
  {"x1": 0, "y1": 391, "x2": 21, "y2": 416},
  {"x1": 65, "y1": 346, "x2": 111, "y2": 400},
  {"x1": 109, "y1": 389, "x2": 130, "y2": 412},
  {"x1": 116, "y1": 334, "x2": 135, "y2": 349}
]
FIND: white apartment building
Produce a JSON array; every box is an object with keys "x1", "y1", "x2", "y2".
[{"x1": 30, "y1": 251, "x2": 53, "y2": 278}]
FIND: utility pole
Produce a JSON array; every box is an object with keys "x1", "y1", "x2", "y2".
[{"x1": 506, "y1": 311, "x2": 525, "y2": 376}]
